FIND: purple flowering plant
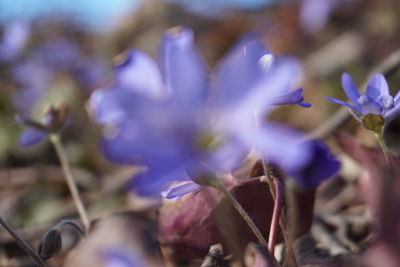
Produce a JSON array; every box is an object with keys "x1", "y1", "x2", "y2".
[
  {"x1": 326, "y1": 72, "x2": 400, "y2": 124},
  {"x1": 89, "y1": 26, "x2": 318, "y2": 198},
  {"x1": 4, "y1": 1, "x2": 400, "y2": 266}
]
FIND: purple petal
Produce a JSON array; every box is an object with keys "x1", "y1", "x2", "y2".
[
  {"x1": 19, "y1": 127, "x2": 46, "y2": 147},
  {"x1": 0, "y1": 20, "x2": 30, "y2": 62},
  {"x1": 239, "y1": 122, "x2": 313, "y2": 174},
  {"x1": 366, "y1": 73, "x2": 390, "y2": 102},
  {"x1": 341, "y1": 72, "x2": 361, "y2": 105},
  {"x1": 129, "y1": 164, "x2": 189, "y2": 197},
  {"x1": 300, "y1": 0, "x2": 336, "y2": 34},
  {"x1": 272, "y1": 88, "x2": 311, "y2": 107},
  {"x1": 162, "y1": 182, "x2": 201, "y2": 199},
  {"x1": 114, "y1": 49, "x2": 164, "y2": 97},
  {"x1": 383, "y1": 101, "x2": 400, "y2": 121},
  {"x1": 103, "y1": 249, "x2": 145, "y2": 267},
  {"x1": 325, "y1": 96, "x2": 358, "y2": 111},
  {"x1": 89, "y1": 87, "x2": 128, "y2": 124},
  {"x1": 159, "y1": 26, "x2": 207, "y2": 109},
  {"x1": 357, "y1": 95, "x2": 382, "y2": 115},
  {"x1": 289, "y1": 140, "x2": 340, "y2": 188},
  {"x1": 212, "y1": 35, "x2": 268, "y2": 107}
]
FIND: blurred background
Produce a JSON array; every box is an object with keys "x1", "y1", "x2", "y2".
[{"x1": 1, "y1": 0, "x2": 400, "y2": 265}]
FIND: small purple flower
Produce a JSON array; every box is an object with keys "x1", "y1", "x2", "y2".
[
  {"x1": 325, "y1": 72, "x2": 400, "y2": 123},
  {"x1": 90, "y1": 26, "x2": 312, "y2": 198},
  {"x1": 288, "y1": 140, "x2": 340, "y2": 188}
]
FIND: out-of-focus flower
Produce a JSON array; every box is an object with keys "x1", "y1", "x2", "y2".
[
  {"x1": 90, "y1": 26, "x2": 312, "y2": 197},
  {"x1": 0, "y1": 0, "x2": 141, "y2": 33},
  {"x1": 0, "y1": 20, "x2": 29, "y2": 62},
  {"x1": 288, "y1": 140, "x2": 340, "y2": 188},
  {"x1": 10, "y1": 36, "x2": 107, "y2": 114},
  {"x1": 17, "y1": 104, "x2": 69, "y2": 147},
  {"x1": 325, "y1": 72, "x2": 400, "y2": 124},
  {"x1": 166, "y1": 0, "x2": 284, "y2": 16},
  {"x1": 299, "y1": 0, "x2": 357, "y2": 34}
]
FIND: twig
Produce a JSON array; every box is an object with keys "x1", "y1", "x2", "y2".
[
  {"x1": 0, "y1": 217, "x2": 48, "y2": 267},
  {"x1": 307, "y1": 47, "x2": 400, "y2": 139}
]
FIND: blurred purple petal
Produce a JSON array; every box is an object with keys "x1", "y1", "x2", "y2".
[
  {"x1": 19, "y1": 127, "x2": 46, "y2": 147},
  {"x1": 289, "y1": 140, "x2": 340, "y2": 188},
  {"x1": 103, "y1": 249, "x2": 145, "y2": 267},
  {"x1": 240, "y1": 122, "x2": 312, "y2": 174},
  {"x1": 300, "y1": 0, "x2": 336, "y2": 34},
  {"x1": 159, "y1": 26, "x2": 207, "y2": 109},
  {"x1": 114, "y1": 49, "x2": 164, "y2": 97},
  {"x1": 162, "y1": 182, "x2": 201, "y2": 199},
  {"x1": 0, "y1": 20, "x2": 29, "y2": 62},
  {"x1": 272, "y1": 88, "x2": 310, "y2": 107},
  {"x1": 212, "y1": 35, "x2": 267, "y2": 107},
  {"x1": 129, "y1": 163, "x2": 189, "y2": 197}
]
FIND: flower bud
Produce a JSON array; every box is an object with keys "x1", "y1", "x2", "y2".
[{"x1": 38, "y1": 227, "x2": 62, "y2": 259}]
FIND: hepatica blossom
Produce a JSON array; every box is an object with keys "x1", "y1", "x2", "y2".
[
  {"x1": 326, "y1": 72, "x2": 400, "y2": 124},
  {"x1": 90, "y1": 26, "x2": 312, "y2": 197}
]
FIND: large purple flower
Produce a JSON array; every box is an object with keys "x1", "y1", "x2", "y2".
[
  {"x1": 325, "y1": 72, "x2": 400, "y2": 123},
  {"x1": 90, "y1": 26, "x2": 312, "y2": 197}
]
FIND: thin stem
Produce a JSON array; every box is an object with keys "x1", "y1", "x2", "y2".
[
  {"x1": 213, "y1": 181, "x2": 268, "y2": 247},
  {"x1": 0, "y1": 217, "x2": 48, "y2": 267},
  {"x1": 283, "y1": 182, "x2": 298, "y2": 267},
  {"x1": 375, "y1": 132, "x2": 391, "y2": 165},
  {"x1": 58, "y1": 219, "x2": 86, "y2": 236},
  {"x1": 268, "y1": 177, "x2": 283, "y2": 256},
  {"x1": 262, "y1": 164, "x2": 289, "y2": 253},
  {"x1": 49, "y1": 134, "x2": 90, "y2": 231}
]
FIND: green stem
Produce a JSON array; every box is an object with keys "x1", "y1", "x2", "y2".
[
  {"x1": 375, "y1": 132, "x2": 390, "y2": 165},
  {"x1": 49, "y1": 134, "x2": 90, "y2": 231},
  {"x1": 0, "y1": 217, "x2": 48, "y2": 267},
  {"x1": 212, "y1": 180, "x2": 268, "y2": 247}
]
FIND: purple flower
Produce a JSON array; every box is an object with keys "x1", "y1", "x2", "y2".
[
  {"x1": 325, "y1": 72, "x2": 400, "y2": 123},
  {"x1": 299, "y1": 0, "x2": 358, "y2": 34},
  {"x1": 0, "y1": 21, "x2": 29, "y2": 62},
  {"x1": 90, "y1": 26, "x2": 312, "y2": 197},
  {"x1": 288, "y1": 140, "x2": 340, "y2": 188}
]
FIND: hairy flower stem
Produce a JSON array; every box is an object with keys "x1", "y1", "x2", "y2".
[
  {"x1": 212, "y1": 181, "x2": 268, "y2": 247},
  {"x1": 267, "y1": 177, "x2": 283, "y2": 255},
  {"x1": 284, "y1": 182, "x2": 298, "y2": 267},
  {"x1": 375, "y1": 132, "x2": 391, "y2": 165},
  {"x1": 0, "y1": 217, "x2": 48, "y2": 267},
  {"x1": 262, "y1": 162, "x2": 289, "y2": 253},
  {"x1": 49, "y1": 134, "x2": 90, "y2": 231}
]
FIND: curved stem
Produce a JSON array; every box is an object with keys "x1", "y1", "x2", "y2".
[
  {"x1": 58, "y1": 219, "x2": 86, "y2": 236},
  {"x1": 49, "y1": 134, "x2": 90, "y2": 231},
  {"x1": 0, "y1": 217, "x2": 48, "y2": 267},
  {"x1": 212, "y1": 181, "x2": 268, "y2": 247},
  {"x1": 268, "y1": 177, "x2": 283, "y2": 255}
]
